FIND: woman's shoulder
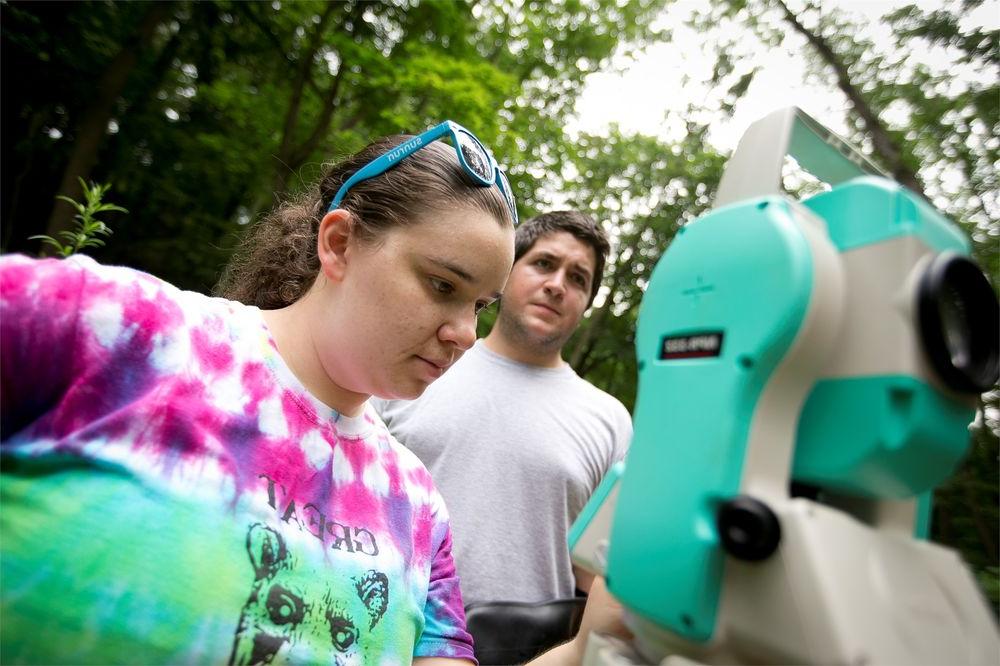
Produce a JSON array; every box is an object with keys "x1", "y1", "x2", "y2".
[
  {"x1": 74, "y1": 255, "x2": 251, "y2": 320},
  {"x1": 3, "y1": 254, "x2": 256, "y2": 350},
  {"x1": 1, "y1": 253, "x2": 184, "y2": 324},
  {"x1": 2, "y1": 253, "x2": 196, "y2": 306}
]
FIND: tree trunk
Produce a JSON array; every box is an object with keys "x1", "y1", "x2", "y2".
[
  {"x1": 567, "y1": 236, "x2": 638, "y2": 371},
  {"x1": 568, "y1": 298, "x2": 612, "y2": 372},
  {"x1": 44, "y1": 3, "x2": 171, "y2": 239},
  {"x1": 775, "y1": 0, "x2": 926, "y2": 197},
  {"x1": 3, "y1": 110, "x2": 46, "y2": 250},
  {"x1": 271, "y1": 2, "x2": 340, "y2": 197}
]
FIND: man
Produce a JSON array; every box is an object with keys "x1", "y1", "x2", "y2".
[{"x1": 374, "y1": 210, "x2": 632, "y2": 610}]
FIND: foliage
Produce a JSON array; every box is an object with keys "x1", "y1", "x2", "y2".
[
  {"x1": 560, "y1": 120, "x2": 727, "y2": 409},
  {"x1": 805, "y1": 0, "x2": 997, "y2": 277},
  {"x1": 2, "y1": 0, "x2": 668, "y2": 290},
  {"x1": 29, "y1": 178, "x2": 127, "y2": 257},
  {"x1": 934, "y1": 389, "x2": 1000, "y2": 615},
  {"x1": 684, "y1": 0, "x2": 998, "y2": 276}
]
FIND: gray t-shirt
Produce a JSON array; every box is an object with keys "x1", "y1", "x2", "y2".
[{"x1": 373, "y1": 341, "x2": 632, "y2": 606}]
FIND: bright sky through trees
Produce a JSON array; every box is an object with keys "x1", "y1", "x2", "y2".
[{"x1": 571, "y1": 0, "x2": 999, "y2": 152}]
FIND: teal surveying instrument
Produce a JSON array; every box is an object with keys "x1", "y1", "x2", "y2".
[{"x1": 570, "y1": 107, "x2": 1000, "y2": 665}]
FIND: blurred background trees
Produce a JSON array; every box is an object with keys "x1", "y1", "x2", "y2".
[{"x1": 2, "y1": 0, "x2": 996, "y2": 612}]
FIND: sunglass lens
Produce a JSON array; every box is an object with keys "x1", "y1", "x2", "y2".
[
  {"x1": 456, "y1": 130, "x2": 492, "y2": 184},
  {"x1": 497, "y1": 169, "x2": 518, "y2": 226}
]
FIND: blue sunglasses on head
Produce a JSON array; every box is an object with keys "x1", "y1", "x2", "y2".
[{"x1": 327, "y1": 120, "x2": 518, "y2": 226}]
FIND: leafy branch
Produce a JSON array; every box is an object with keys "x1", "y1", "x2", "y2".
[{"x1": 31, "y1": 178, "x2": 127, "y2": 257}]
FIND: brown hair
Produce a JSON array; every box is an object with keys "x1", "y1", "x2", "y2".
[
  {"x1": 216, "y1": 135, "x2": 514, "y2": 309},
  {"x1": 513, "y1": 210, "x2": 610, "y2": 306}
]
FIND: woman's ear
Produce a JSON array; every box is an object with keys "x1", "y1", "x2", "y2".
[{"x1": 317, "y1": 209, "x2": 354, "y2": 282}]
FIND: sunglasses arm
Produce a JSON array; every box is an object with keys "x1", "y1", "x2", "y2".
[{"x1": 327, "y1": 123, "x2": 455, "y2": 212}]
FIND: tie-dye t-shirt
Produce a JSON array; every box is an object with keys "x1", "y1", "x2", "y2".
[{"x1": 0, "y1": 254, "x2": 475, "y2": 665}]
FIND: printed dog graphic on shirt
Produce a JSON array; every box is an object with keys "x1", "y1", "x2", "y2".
[{"x1": 229, "y1": 523, "x2": 389, "y2": 665}]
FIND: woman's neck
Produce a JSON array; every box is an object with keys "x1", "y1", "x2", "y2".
[{"x1": 260, "y1": 301, "x2": 368, "y2": 418}]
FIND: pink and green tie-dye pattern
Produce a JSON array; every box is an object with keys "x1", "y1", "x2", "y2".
[{"x1": 0, "y1": 254, "x2": 474, "y2": 665}]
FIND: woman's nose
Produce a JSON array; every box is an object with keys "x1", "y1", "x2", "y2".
[{"x1": 439, "y1": 311, "x2": 477, "y2": 350}]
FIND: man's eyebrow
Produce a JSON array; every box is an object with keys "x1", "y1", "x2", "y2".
[
  {"x1": 428, "y1": 257, "x2": 503, "y2": 299},
  {"x1": 564, "y1": 258, "x2": 594, "y2": 282},
  {"x1": 528, "y1": 250, "x2": 593, "y2": 281},
  {"x1": 531, "y1": 250, "x2": 557, "y2": 261}
]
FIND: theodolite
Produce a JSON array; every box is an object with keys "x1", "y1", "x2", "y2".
[{"x1": 570, "y1": 107, "x2": 999, "y2": 665}]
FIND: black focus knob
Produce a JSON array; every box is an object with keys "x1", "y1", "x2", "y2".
[{"x1": 717, "y1": 496, "x2": 781, "y2": 561}]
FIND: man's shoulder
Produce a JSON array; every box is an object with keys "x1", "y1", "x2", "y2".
[
  {"x1": 565, "y1": 373, "x2": 633, "y2": 441},
  {"x1": 567, "y1": 371, "x2": 628, "y2": 410}
]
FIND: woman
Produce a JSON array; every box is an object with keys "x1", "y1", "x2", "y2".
[{"x1": 1, "y1": 122, "x2": 524, "y2": 664}]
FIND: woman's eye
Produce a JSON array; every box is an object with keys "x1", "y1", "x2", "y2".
[
  {"x1": 429, "y1": 277, "x2": 454, "y2": 295},
  {"x1": 534, "y1": 258, "x2": 551, "y2": 269}
]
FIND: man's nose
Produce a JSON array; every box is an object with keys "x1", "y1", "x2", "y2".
[{"x1": 543, "y1": 271, "x2": 567, "y2": 298}]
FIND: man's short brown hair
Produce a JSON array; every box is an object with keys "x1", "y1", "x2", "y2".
[{"x1": 514, "y1": 210, "x2": 610, "y2": 307}]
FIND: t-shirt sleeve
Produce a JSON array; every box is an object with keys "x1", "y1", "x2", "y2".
[
  {"x1": 1, "y1": 255, "x2": 87, "y2": 437},
  {"x1": 413, "y1": 522, "x2": 477, "y2": 663},
  {"x1": 612, "y1": 399, "x2": 633, "y2": 463}
]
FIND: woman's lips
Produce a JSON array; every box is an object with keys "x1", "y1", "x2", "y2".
[{"x1": 415, "y1": 355, "x2": 449, "y2": 379}]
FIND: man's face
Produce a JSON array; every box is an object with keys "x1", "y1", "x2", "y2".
[{"x1": 496, "y1": 230, "x2": 597, "y2": 354}]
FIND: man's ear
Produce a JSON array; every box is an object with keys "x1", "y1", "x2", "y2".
[{"x1": 317, "y1": 209, "x2": 354, "y2": 282}]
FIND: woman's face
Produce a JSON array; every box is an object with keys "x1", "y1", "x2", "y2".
[{"x1": 316, "y1": 205, "x2": 514, "y2": 401}]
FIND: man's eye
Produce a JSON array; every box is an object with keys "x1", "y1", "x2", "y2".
[
  {"x1": 534, "y1": 258, "x2": 551, "y2": 269},
  {"x1": 430, "y1": 277, "x2": 454, "y2": 295},
  {"x1": 572, "y1": 274, "x2": 588, "y2": 288}
]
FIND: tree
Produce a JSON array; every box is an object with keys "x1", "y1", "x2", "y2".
[
  {"x1": 2, "y1": 0, "x2": 669, "y2": 292},
  {"x1": 686, "y1": 0, "x2": 997, "y2": 275},
  {"x1": 555, "y1": 120, "x2": 727, "y2": 409},
  {"x1": 43, "y1": 2, "x2": 171, "y2": 241}
]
